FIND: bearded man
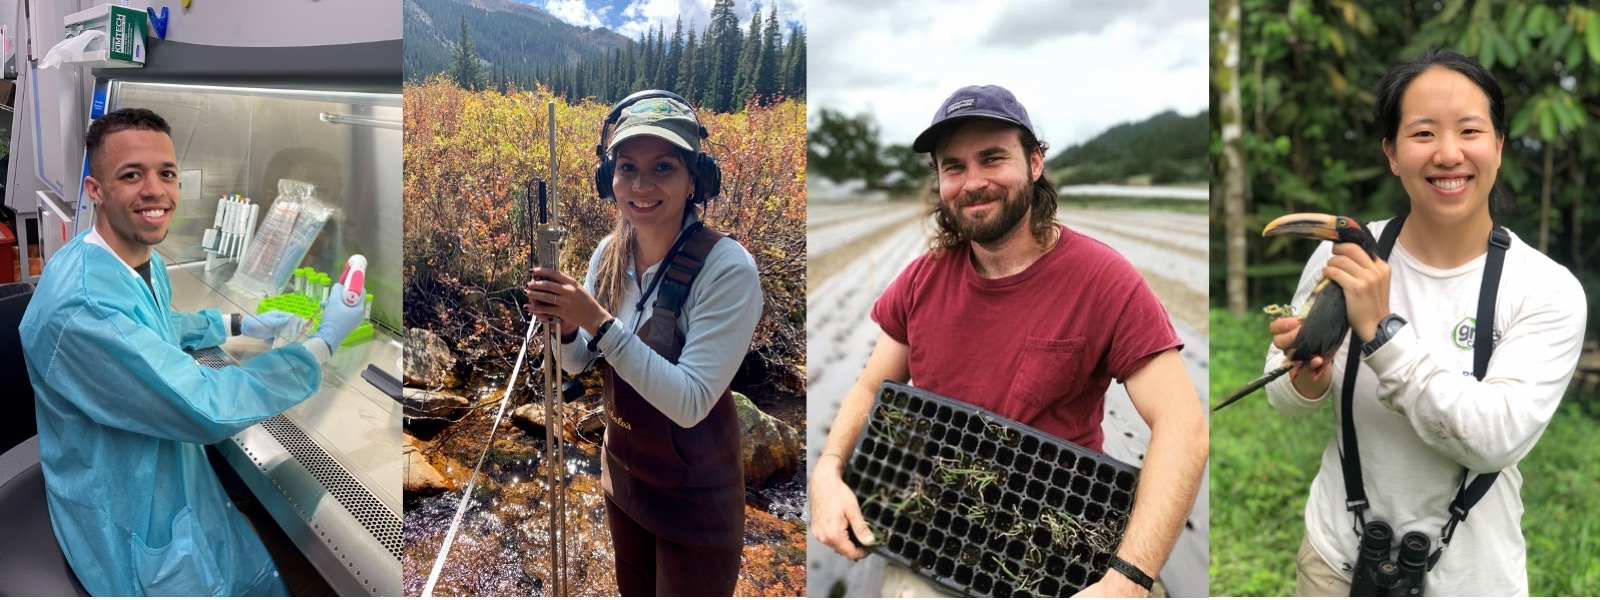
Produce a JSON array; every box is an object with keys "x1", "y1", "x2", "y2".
[{"x1": 809, "y1": 85, "x2": 1208, "y2": 598}]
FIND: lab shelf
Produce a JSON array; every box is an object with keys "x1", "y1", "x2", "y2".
[{"x1": 843, "y1": 381, "x2": 1139, "y2": 598}]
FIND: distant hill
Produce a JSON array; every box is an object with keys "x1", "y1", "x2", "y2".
[
  {"x1": 404, "y1": 0, "x2": 633, "y2": 82},
  {"x1": 1047, "y1": 109, "x2": 1209, "y2": 185}
]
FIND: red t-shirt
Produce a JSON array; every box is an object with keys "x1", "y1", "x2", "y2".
[{"x1": 871, "y1": 225, "x2": 1182, "y2": 451}]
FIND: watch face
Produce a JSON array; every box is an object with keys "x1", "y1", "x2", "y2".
[{"x1": 1386, "y1": 317, "x2": 1405, "y2": 336}]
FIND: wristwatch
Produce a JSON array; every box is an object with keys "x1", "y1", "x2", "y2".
[
  {"x1": 587, "y1": 318, "x2": 616, "y2": 352},
  {"x1": 231, "y1": 313, "x2": 242, "y2": 337},
  {"x1": 1362, "y1": 313, "x2": 1407, "y2": 356}
]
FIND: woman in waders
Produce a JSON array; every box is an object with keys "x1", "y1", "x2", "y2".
[{"x1": 525, "y1": 89, "x2": 763, "y2": 596}]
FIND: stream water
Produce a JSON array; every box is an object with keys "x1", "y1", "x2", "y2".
[{"x1": 403, "y1": 373, "x2": 809, "y2": 596}]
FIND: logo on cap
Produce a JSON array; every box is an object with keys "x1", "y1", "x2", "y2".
[
  {"x1": 946, "y1": 98, "x2": 975, "y2": 114},
  {"x1": 628, "y1": 98, "x2": 685, "y2": 117}
]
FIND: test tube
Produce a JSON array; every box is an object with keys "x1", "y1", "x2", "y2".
[
  {"x1": 295, "y1": 268, "x2": 307, "y2": 297},
  {"x1": 364, "y1": 293, "x2": 373, "y2": 322},
  {"x1": 321, "y1": 274, "x2": 332, "y2": 302}
]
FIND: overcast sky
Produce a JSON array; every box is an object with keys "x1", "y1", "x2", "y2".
[
  {"x1": 533, "y1": 0, "x2": 807, "y2": 40},
  {"x1": 810, "y1": 0, "x2": 1208, "y2": 154}
]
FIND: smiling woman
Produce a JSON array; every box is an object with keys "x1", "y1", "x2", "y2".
[
  {"x1": 523, "y1": 89, "x2": 763, "y2": 597},
  {"x1": 1254, "y1": 47, "x2": 1588, "y2": 597}
]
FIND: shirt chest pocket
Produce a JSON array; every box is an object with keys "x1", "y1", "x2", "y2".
[{"x1": 1005, "y1": 336, "x2": 1087, "y2": 416}]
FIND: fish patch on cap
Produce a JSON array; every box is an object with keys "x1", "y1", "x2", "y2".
[{"x1": 628, "y1": 98, "x2": 686, "y2": 117}]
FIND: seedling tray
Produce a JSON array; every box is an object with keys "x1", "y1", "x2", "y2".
[{"x1": 843, "y1": 381, "x2": 1139, "y2": 597}]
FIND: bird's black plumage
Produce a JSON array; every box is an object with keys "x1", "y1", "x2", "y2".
[{"x1": 1212, "y1": 214, "x2": 1379, "y2": 412}]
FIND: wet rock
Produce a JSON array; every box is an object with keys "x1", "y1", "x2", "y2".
[
  {"x1": 734, "y1": 392, "x2": 802, "y2": 488},
  {"x1": 512, "y1": 400, "x2": 606, "y2": 437},
  {"x1": 404, "y1": 434, "x2": 455, "y2": 497},
  {"x1": 405, "y1": 328, "x2": 464, "y2": 388},
  {"x1": 511, "y1": 402, "x2": 554, "y2": 431},
  {"x1": 403, "y1": 388, "x2": 470, "y2": 420}
]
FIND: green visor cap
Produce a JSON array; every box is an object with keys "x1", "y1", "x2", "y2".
[{"x1": 608, "y1": 96, "x2": 703, "y2": 154}]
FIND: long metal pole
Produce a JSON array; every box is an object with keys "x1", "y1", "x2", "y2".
[{"x1": 538, "y1": 100, "x2": 570, "y2": 597}]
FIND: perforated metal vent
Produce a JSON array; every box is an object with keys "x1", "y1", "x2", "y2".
[
  {"x1": 260, "y1": 415, "x2": 404, "y2": 560},
  {"x1": 188, "y1": 347, "x2": 403, "y2": 561},
  {"x1": 189, "y1": 346, "x2": 230, "y2": 369}
]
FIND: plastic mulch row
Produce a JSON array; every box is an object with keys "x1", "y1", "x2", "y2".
[{"x1": 842, "y1": 381, "x2": 1139, "y2": 598}]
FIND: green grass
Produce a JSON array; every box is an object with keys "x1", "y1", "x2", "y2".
[{"x1": 1208, "y1": 308, "x2": 1600, "y2": 596}]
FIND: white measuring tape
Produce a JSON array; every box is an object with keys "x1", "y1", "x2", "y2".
[{"x1": 421, "y1": 317, "x2": 540, "y2": 597}]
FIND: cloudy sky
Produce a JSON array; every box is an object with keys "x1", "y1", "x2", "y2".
[
  {"x1": 530, "y1": 0, "x2": 807, "y2": 40},
  {"x1": 810, "y1": 0, "x2": 1208, "y2": 154}
]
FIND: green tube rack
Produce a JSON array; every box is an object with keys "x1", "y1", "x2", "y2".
[{"x1": 255, "y1": 291, "x2": 373, "y2": 348}]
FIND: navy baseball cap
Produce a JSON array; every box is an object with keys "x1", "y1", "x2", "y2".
[{"x1": 912, "y1": 85, "x2": 1038, "y2": 153}]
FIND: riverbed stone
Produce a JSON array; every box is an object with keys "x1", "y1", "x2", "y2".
[
  {"x1": 735, "y1": 392, "x2": 802, "y2": 487},
  {"x1": 512, "y1": 400, "x2": 605, "y2": 436},
  {"x1": 404, "y1": 434, "x2": 455, "y2": 496},
  {"x1": 404, "y1": 328, "x2": 464, "y2": 388},
  {"x1": 403, "y1": 388, "x2": 471, "y2": 420}
]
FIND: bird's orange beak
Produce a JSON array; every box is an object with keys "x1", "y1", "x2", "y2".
[{"x1": 1263, "y1": 213, "x2": 1341, "y2": 241}]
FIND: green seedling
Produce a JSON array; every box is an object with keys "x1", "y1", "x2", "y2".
[
  {"x1": 932, "y1": 456, "x2": 1000, "y2": 495},
  {"x1": 993, "y1": 555, "x2": 1043, "y2": 596},
  {"x1": 961, "y1": 502, "x2": 990, "y2": 525}
]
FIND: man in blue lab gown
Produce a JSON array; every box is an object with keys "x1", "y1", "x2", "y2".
[{"x1": 19, "y1": 108, "x2": 364, "y2": 596}]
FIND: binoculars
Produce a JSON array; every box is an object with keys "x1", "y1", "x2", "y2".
[{"x1": 1349, "y1": 521, "x2": 1430, "y2": 597}]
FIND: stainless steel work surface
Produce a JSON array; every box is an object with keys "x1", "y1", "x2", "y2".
[{"x1": 165, "y1": 257, "x2": 401, "y2": 596}]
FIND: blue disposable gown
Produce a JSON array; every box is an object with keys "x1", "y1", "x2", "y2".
[{"x1": 19, "y1": 229, "x2": 323, "y2": 596}]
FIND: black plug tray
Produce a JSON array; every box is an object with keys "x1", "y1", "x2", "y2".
[{"x1": 843, "y1": 381, "x2": 1140, "y2": 597}]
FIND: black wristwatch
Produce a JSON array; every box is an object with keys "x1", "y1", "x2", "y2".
[
  {"x1": 1362, "y1": 313, "x2": 1408, "y2": 356},
  {"x1": 231, "y1": 313, "x2": 243, "y2": 337},
  {"x1": 587, "y1": 318, "x2": 616, "y2": 352}
]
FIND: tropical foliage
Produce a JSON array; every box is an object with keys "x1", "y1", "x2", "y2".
[{"x1": 1212, "y1": 0, "x2": 1600, "y2": 333}]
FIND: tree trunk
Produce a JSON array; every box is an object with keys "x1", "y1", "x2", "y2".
[
  {"x1": 1218, "y1": 0, "x2": 1248, "y2": 316},
  {"x1": 1540, "y1": 143, "x2": 1552, "y2": 254}
]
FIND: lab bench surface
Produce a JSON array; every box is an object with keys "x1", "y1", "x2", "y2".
[{"x1": 166, "y1": 258, "x2": 402, "y2": 596}]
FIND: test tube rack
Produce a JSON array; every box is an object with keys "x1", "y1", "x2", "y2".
[
  {"x1": 255, "y1": 281, "x2": 373, "y2": 348},
  {"x1": 843, "y1": 381, "x2": 1139, "y2": 598}
]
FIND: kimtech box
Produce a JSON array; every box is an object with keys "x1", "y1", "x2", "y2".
[{"x1": 63, "y1": 4, "x2": 147, "y2": 68}]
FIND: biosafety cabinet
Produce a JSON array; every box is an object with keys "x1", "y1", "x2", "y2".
[{"x1": 0, "y1": 0, "x2": 400, "y2": 596}]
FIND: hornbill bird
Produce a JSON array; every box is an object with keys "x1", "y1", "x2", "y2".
[{"x1": 1211, "y1": 213, "x2": 1380, "y2": 412}]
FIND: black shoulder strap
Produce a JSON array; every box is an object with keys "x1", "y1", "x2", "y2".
[
  {"x1": 1339, "y1": 216, "x2": 1405, "y2": 525},
  {"x1": 642, "y1": 223, "x2": 726, "y2": 350},
  {"x1": 1337, "y1": 216, "x2": 1512, "y2": 570},
  {"x1": 1430, "y1": 225, "x2": 1511, "y2": 568}
]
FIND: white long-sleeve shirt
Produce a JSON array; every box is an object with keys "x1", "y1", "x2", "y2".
[
  {"x1": 560, "y1": 217, "x2": 764, "y2": 429},
  {"x1": 1265, "y1": 219, "x2": 1585, "y2": 596}
]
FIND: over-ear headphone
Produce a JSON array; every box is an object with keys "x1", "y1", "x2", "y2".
[{"x1": 594, "y1": 89, "x2": 722, "y2": 204}]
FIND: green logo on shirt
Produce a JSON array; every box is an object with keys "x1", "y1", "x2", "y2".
[{"x1": 1453, "y1": 317, "x2": 1500, "y2": 350}]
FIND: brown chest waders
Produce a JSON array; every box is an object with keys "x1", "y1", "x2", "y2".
[{"x1": 600, "y1": 223, "x2": 745, "y2": 553}]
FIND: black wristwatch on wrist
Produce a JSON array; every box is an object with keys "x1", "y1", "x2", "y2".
[
  {"x1": 586, "y1": 318, "x2": 616, "y2": 352},
  {"x1": 1362, "y1": 313, "x2": 1407, "y2": 357},
  {"x1": 231, "y1": 313, "x2": 242, "y2": 337}
]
